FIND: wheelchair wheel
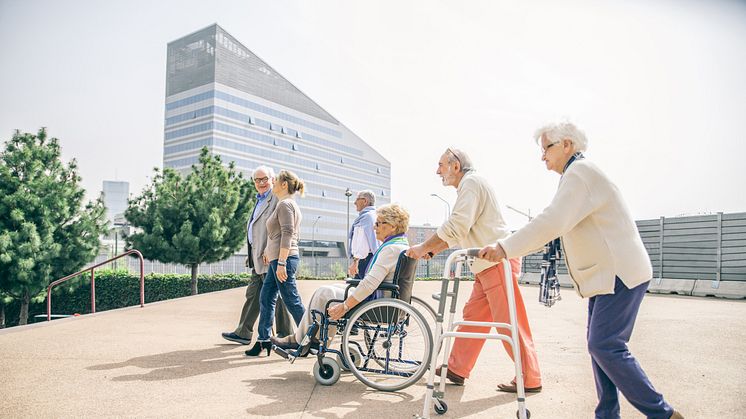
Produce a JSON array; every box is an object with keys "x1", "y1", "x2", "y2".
[
  {"x1": 409, "y1": 296, "x2": 442, "y2": 354},
  {"x1": 337, "y1": 344, "x2": 363, "y2": 371},
  {"x1": 342, "y1": 298, "x2": 432, "y2": 392},
  {"x1": 313, "y1": 357, "x2": 341, "y2": 386}
]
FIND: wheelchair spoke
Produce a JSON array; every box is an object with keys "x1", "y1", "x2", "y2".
[{"x1": 342, "y1": 299, "x2": 433, "y2": 392}]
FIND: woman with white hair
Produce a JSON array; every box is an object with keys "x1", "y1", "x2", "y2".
[
  {"x1": 479, "y1": 122, "x2": 683, "y2": 419},
  {"x1": 272, "y1": 203, "x2": 410, "y2": 351}
]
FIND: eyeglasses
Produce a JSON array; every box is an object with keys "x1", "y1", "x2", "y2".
[
  {"x1": 253, "y1": 176, "x2": 269, "y2": 184},
  {"x1": 374, "y1": 221, "x2": 389, "y2": 227},
  {"x1": 541, "y1": 142, "x2": 558, "y2": 157},
  {"x1": 446, "y1": 147, "x2": 461, "y2": 167}
]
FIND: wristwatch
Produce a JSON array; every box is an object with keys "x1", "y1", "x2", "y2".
[{"x1": 277, "y1": 260, "x2": 287, "y2": 266}]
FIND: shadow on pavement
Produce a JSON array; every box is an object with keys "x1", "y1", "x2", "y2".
[
  {"x1": 87, "y1": 344, "x2": 284, "y2": 382},
  {"x1": 240, "y1": 368, "x2": 527, "y2": 418}
]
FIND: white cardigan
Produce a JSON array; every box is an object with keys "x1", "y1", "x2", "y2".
[{"x1": 499, "y1": 159, "x2": 652, "y2": 298}]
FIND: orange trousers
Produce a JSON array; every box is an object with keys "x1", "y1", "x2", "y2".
[{"x1": 446, "y1": 258, "x2": 542, "y2": 387}]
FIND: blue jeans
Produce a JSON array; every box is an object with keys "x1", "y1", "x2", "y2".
[
  {"x1": 588, "y1": 277, "x2": 673, "y2": 419},
  {"x1": 257, "y1": 256, "x2": 305, "y2": 341}
]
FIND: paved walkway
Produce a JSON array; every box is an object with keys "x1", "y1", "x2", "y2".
[{"x1": 1, "y1": 280, "x2": 745, "y2": 418}]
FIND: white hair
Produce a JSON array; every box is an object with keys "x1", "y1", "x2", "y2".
[
  {"x1": 252, "y1": 165, "x2": 275, "y2": 179},
  {"x1": 444, "y1": 147, "x2": 475, "y2": 173},
  {"x1": 357, "y1": 190, "x2": 376, "y2": 206},
  {"x1": 534, "y1": 122, "x2": 588, "y2": 153}
]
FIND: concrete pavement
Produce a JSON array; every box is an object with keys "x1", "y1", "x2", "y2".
[{"x1": 1, "y1": 280, "x2": 745, "y2": 418}]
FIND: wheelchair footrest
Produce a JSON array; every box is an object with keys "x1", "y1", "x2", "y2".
[{"x1": 272, "y1": 345, "x2": 296, "y2": 364}]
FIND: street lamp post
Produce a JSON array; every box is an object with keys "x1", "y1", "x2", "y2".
[
  {"x1": 312, "y1": 216, "x2": 321, "y2": 277},
  {"x1": 430, "y1": 193, "x2": 451, "y2": 222},
  {"x1": 505, "y1": 205, "x2": 533, "y2": 281},
  {"x1": 506, "y1": 205, "x2": 532, "y2": 222},
  {"x1": 345, "y1": 188, "x2": 353, "y2": 271}
]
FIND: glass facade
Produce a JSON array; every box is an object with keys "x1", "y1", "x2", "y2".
[{"x1": 164, "y1": 24, "x2": 391, "y2": 256}]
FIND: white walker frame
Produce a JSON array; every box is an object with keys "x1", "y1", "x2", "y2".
[{"x1": 418, "y1": 248, "x2": 529, "y2": 419}]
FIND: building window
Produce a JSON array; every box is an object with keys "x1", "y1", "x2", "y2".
[{"x1": 292, "y1": 144, "x2": 298, "y2": 151}]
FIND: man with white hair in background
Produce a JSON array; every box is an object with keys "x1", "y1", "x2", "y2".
[
  {"x1": 479, "y1": 122, "x2": 683, "y2": 419},
  {"x1": 407, "y1": 148, "x2": 543, "y2": 392},
  {"x1": 348, "y1": 190, "x2": 379, "y2": 279},
  {"x1": 222, "y1": 165, "x2": 294, "y2": 345}
]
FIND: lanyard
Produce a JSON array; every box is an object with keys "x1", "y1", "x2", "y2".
[{"x1": 364, "y1": 234, "x2": 408, "y2": 276}]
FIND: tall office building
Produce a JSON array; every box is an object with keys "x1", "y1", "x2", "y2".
[
  {"x1": 164, "y1": 24, "x2": 391, "y2": 256},
  {"x1": 102, "y1": 180, "x2": 130, "y2": 225}
]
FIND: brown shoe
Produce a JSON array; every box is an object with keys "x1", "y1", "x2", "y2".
[
  {"x1": 435, "y1": 366, "x2": 465, "y2": 386},
  {"x1": 497, "y1": 380, "x2": 542, "y2": 393},
  {"x1": 270, "y1": 335, "x2": 298, "y2": 349},
  {"x1": 670, "y1": 411, "x2": 684, "y2": 419}
]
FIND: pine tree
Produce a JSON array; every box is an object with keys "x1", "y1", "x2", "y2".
[
  {"x1": 125, "y1": 148, "x2": 254, "y2": 294},
  {"x1": 0, "y1": 128, "x2": 108, "y2": 324}
]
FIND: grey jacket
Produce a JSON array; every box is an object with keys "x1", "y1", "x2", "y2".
[{"x1": 247, "y1": 192, "x2": 278, "y2": 275}]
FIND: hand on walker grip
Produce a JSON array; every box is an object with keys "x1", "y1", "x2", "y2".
[{"x1": 478, "y1": 244, "x2": 506, "y2": 262}]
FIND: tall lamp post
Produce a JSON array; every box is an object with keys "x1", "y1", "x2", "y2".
[
  {"x1": 430, "y1": 193, "x2": 451, "y2": 222},
  {"x1": 506, "y1": 205, "x2": 532, "y2": 222},
  {"x1": 312, "y1": 215, "x2": 321, "y2": 277},
  {"x1": 345, "y1": 188, "x2": 353, "y2": 270},
  {"x1": 506, "y1": 205, "x2": 533, "y2": 281}
]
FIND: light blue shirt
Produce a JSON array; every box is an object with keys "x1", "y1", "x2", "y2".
[{"x1": 247, "y1": 189, "x2": 270, "y2": 245}]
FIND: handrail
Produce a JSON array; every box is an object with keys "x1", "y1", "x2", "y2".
[{"x1": 46, "y1": 249, "x2": 145, "y2": 322}]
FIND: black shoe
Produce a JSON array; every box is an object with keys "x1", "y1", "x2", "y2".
[
  {"x1": 222, "y1": 332, "x2": 250, "y2": 345},
  {"x1": 245, "y1": 341, "x2": 271, "y2": 357}
]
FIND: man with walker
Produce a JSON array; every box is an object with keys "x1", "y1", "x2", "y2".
[{"x1": 406, "y1": 147, "x2": 543, "y2": 392}]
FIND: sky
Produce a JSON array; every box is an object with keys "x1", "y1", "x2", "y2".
[{"x1": 1, "y1": 0, "x2": 745, "y2": 230}]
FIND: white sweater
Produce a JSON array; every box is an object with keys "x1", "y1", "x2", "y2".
[
  {"x1": 499, "y1": 159, "x2": 652, "y2": 298},
  {"x1": 436, "y1": 172, "x2": 510, "y2": 274},
  {"x1": 351, "y1": 242, "x2": 409, "y2": 302}
]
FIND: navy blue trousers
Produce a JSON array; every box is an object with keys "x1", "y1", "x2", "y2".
[
  {"x1": 587, "y1": 278, "x2": 673, "y2": 419},
  {"x1": 354, "y1": 252, "x2": 374, "y2": 279}
]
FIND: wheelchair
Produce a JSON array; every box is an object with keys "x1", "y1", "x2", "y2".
[{"x1": 273, "y1": 251, "x2": 434, "y2": 392}]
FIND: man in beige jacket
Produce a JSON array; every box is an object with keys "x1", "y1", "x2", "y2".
[
  {"x1": 407, "y1": 148, "x2": 542, "y2": 392},
  {"x1": 479, "y1": 122, "x2": 682, "y2": 419}
]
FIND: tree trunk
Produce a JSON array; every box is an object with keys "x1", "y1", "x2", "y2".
[
  {"x1": 0, "y1": 300, "x2": 5, "y2": 329},
  {"x1": 190, "y1": 264, "x2": 199, "y2": 295},
  {"x1": 19, "y1": 290, "x2": 30, "y2": 325}
]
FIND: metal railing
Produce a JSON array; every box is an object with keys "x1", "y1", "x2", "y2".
[{"x1": 46, "y1": 250, "x2": 145, "y2": 321}]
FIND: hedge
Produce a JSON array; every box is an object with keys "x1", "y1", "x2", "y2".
[
  {"x1": 1, "y1": 272, "x2": 463, "y2": 328},
  {"x1": 2, "y1": 271, "x2": 251, "y2": 328}
]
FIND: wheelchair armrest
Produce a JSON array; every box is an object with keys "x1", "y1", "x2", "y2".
[
  {"x1": 376, "y1": 282, "x2": 400, "y2": 292},
  {"x1": 344, "y1": 279, "x2": 398, "y2": 298}
]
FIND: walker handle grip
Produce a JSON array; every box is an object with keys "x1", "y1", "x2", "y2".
[{"x1": 466, "y1": 248, "x2": 481, "y2": 258}]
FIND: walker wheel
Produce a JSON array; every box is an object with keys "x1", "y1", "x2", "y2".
[
  {"x1": 434, "y1": 399, "x2": 448, "y2": 415},
  {"x1": 516, "y1": 409, "x2": 530, "y2": 418}
]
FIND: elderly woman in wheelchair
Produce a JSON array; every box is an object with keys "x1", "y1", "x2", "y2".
[{"x1": 271, "y1": 203, "x2": 434, "y2": 391}]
